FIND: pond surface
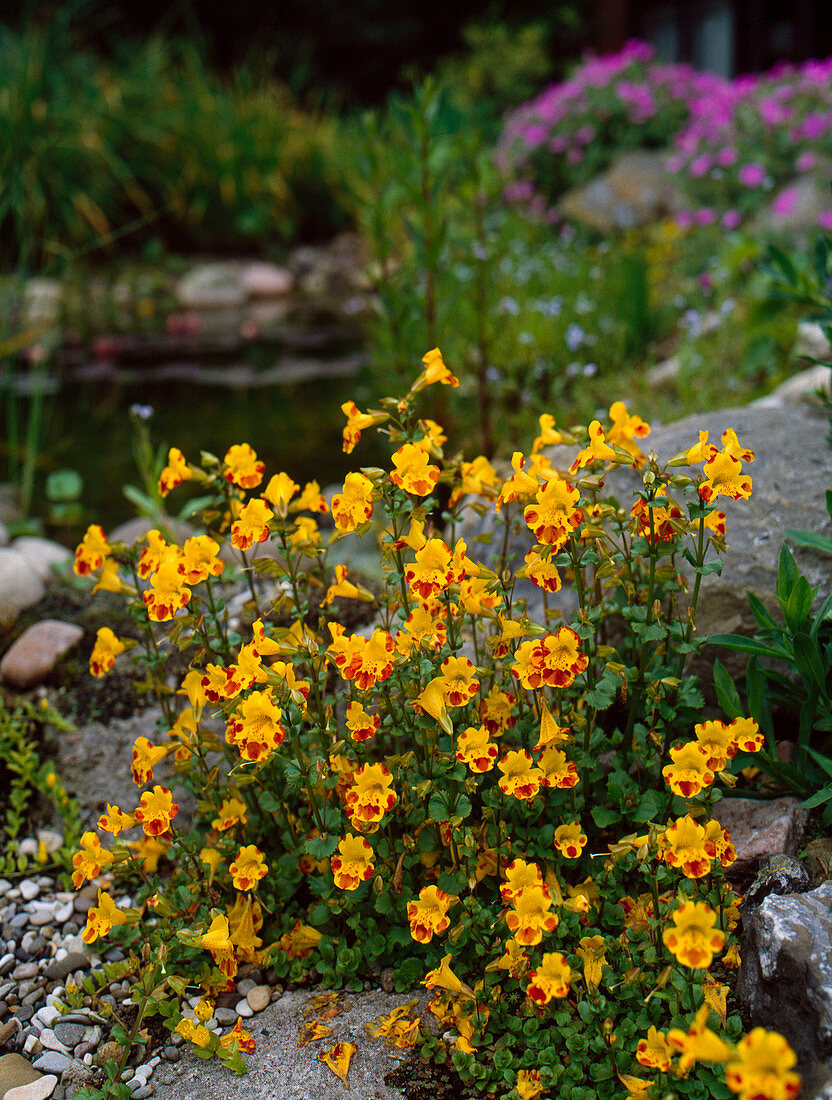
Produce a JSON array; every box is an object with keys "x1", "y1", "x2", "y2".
[{"x1": 31, "y1": 348, "x2": 386, "y2": 534}]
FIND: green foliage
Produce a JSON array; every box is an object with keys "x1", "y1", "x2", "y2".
[
  {"x1": 709, "y1": 542, "x2": 832, "y2": 819},
  {"x1": 0, "y1": 697, "x2": 80, "y2": 874}
]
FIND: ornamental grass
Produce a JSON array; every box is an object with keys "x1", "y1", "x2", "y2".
[{"x1": 71, "y1": 349, "x2": 798, "y2": 1099}]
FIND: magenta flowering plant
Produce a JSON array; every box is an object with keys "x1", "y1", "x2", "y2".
[{"x1": 498, "y1": 41, "x2": 723, "y2": 214}]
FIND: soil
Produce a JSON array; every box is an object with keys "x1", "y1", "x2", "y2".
[{"x1": 385, "y1": 1053, "x2": 479, "y2": 1100}]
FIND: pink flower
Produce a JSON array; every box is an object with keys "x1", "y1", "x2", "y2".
[
  {"x1": 689, "y1": 154, "x2": 712, "y2": 178},
  {"x1": 796, "y1": 151, "x2": 817, "y2": 173},
  {"x1": 738, "y1": 163, "x2": 765, "y2": 187},
  {"x1": 717, "y1": 146, "x2": 738, "y2": 167},
  {"x1": 772, "y1": 187, "x2": 799, "y2": 218},
  {"x1": 819, "y1": 211, "x2": 832, "y2": 232},
  {"x1": 694, "y1": 207, "x2": 716, "y2": 226},
  {"x1": 722, "y1": 209, "x2": 741, "y2": 230}
]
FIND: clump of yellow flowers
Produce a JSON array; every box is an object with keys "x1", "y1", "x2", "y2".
[{"x1": 71, "y1": 349, "x2": 797, "y2": 1099}]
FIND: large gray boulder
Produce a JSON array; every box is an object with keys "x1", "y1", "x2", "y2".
[
  {"x1": 737, "y1": 880, "x2": 832, "y2": 1099},
  {"x1": 560, "y1": 150, "x2": 684, "y2": 232}
]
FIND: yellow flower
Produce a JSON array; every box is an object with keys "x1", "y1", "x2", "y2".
[
  {"x1": 498, "y1": 750, "x2": 543, "y2": 801},
  {"x1": 229, "y1": 845, "x2": 267, "y2": 891},
  {"x1": 724, "y1": 1029, "x2": 800, "y2": 1100},
  {"x1": 532, "y1": 413, "x2": 564, "y2": 453},
  {"x1": 89, "y1": 627, "x2": 126, "y2": 677},
  {"x1": 506, "y1": 884, "x2": 558, "y2": 946},
  {"x1": 97, "y1": 804, "x2": 135, "y2": 836},
  {"x1": 341, "y1": 401, "x2": 384, "y2": 454},
  {"x1": 158, "y1": 447, "x2": 192, "y2": 497},
  {"x1": 524, "y1": 475, "x2": 583, "y2": 549},
  {"x1": 130, "y1": 736, "x2": 170, "y2": 786},
  {"x1": 137, "y1": 529, "x2": 170, "y2": 580},
  {"x1": 436, "y1": 655, "x2": 479, "y2": 707},
  {"x1": 82, "y1": 889, "x2": 128, "y2": 944},
  {"x1": 231, "y1": 497, "x2": 272, "y2": 551},
  {"x1": 693, "y1": 719, "x2": 738, "y2": 770},
  {"x1": 577, "y1": 935, "x2": 607, "y2": 988},
  {"x1": 636, "y1": 1026, "x2": 674, "y2": 1071},
  {"x1": 201, "y1": 913, "x2": 237, "y2": 979},
  {"x1": 662, "y1": 815, "x2": 712, "y2": 879},
  {"x1": 607, "y1": 401, "x2": 650, "y2": 465},
  {"x1": 699, "y1": 450, "x2": 752, "y2": 504},
  {"x1": 330, "y1": 628, "x2": 395, "y2": 691},
  {"x1": 179, "y1": 535, "x2": 224, "y2": 585},
  {"x1": 519, "y1": 548, "x2": 562, "y2": 593},
  {"x1": 662, "y1": 741, "x2": 715, "y2": 798},
  {"x1": 262, "y1": 471, "x2": 299, "y2": 514},
  {"x1": 554, "y1": 822, "x2": 588, "y2": 859},
  {"x1": 538, "y1": 745, "x2": 580, "y2": 790},
  {"x1": 456, "y1": 726, "x2": 498, "y2": 773},
  {"x1": 526, "y1": 951, "x2": 571, "y2": 1003},
  {"x1": 223, "y1": 443, "x2": 265, "y2": 489},
  {"x1": 512, "y1": 628, "x2": 588, "y2": 690},
  {"x1": 331, "y1": 833, "x2": 375, "y2": 890},
  {"x1": 419, "y1": 347, "x2": 459, "y2": 389},
  {"x1": 569, "y1": 421, "x2": 618, "y2": 472},
  {"x1": 668, "y1": 1005, "x2": 731, "y2": 1073},
  {"x1": 449, "y1": 454, "x2": 499, "y2": 506},
  {"x1": 74, "y1": 524, "x2": 110, "y2": 576},
  {"x1": 293, "y1": 479, "x2": 328, "y2": 514},
  {"x1": 323, "y1": 564, "x2": 374, "y2": 607},
  {"x1": 142, "y1": 552, "x2": 191, "y2": 622},
  {"x1": 200, "y1": 847, "x2": 222, "y2": 877},
  {"x1": 728, "y1": 716, "x2": 764, "y2": 752},
  {"x1": 390, "y1": 443, "x2": 440, "y2": 497},
  {"x1": 500, "y1": 859, "x2": 543, "y2": 903},
  {"x1": 405, "y1": 538, "x2": 453, "y2": 602},
  {"x1": 497, "y1": 452, "x2": 539, "y2": 510},
  {"x1": 480, "y1": 685, "x2": 517, "y2": 735},
  {"x1": 134, "y1": 785, "x2": 179, "y2": 837},
  {"x1": 407, "y1": 885, "x2": 455, "y2": 943},
  {"x1": 127, "y1": 834, "x2": 170, "y2": 873},
  {"x1": 516, "y1": 1069, "x2": 544, "y2": 1099},
  {"x1": 279, "y1": 919, "x2": 322, "y2": 959},
  {"x1": 229, "y1": 894, "x2": 263, "y2": 961},
  {"x1": 332, "y1": 471, "x2": 374, "y2": 532},
  {"x1": 71, "y1": 831, "x2": 114, "y2": 889},
  {"x1": 534, "y1": 703, "x2": 569, "y2": 750},
  {"x1": 345, "y1": 701, "x2": 380, "y2": 742},
  {"x1": 318, "y1": 1042, "x2": 357, "y2": 1088},
  {"x1": 92, "y1": 558, "x2": 125, "y2": 594},
  {"x1": 663, "y1": 900, "x2": 725, "y2": 969},
  {"x1": 345, "y1": 763, "x2": 397, "y2": 830},
  {"x1": 212, "y1": 796, "x2": 248, "y2": 831},
  {"x1": 226, "y1": 689, "x2": 286, "y2": 762},
  {"x1": 422, "y1": 954, "x2": 475, "y2": 998}
]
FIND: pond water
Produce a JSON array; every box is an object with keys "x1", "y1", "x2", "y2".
[{"x1": 28, "y1": 348, "x2": 387, "y2": 536}]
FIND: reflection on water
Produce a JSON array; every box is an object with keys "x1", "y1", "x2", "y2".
[{"x1": 36, "y1": 359, "x2": 385, "y2": 531}]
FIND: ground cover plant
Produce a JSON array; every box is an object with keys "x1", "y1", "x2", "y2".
[{"x1": 67, "y1": 349, "x2": 801, "y2": 1099}]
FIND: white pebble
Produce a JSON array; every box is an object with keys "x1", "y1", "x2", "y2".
[
  {"x1": 23, "y1": 1032, "x2": 41, "y2": 1055},
  {"x1": 19, "y1": 879, "x2": 40, "y2": 901},
  {"x1": 234, "y1": 999, "x2": 254, "y2": 1018}
]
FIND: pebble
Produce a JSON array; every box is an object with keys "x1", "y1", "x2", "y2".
[
  {"x1": 18, "y1": 882, "x2": 40, "y2": 903},
  {"x1": 213, "y1": 1008, "x2": 238, "y2": 1026},
  {"x1": 53, "y1": 1023, "x2": 86, "y2": 1048},
  {"x1": 233, "y1": 999, "x2": 253, "y2": 1018},
  {"x1": 246, "y1": 986, "x2": 270, "y2": 1013},
  {"x1": 4, "y1": 1075, "x2": 59, "y2": 1100},
  {"x1": 38, "y1": 1029, "x2": 70, "y2": 1054},
  {"x1": 44, "y1": 955, "x2": 88, "y2": 983},
  {"x1": 235, "y1": 978, "x2": 256, "y2": 996},
  {"x1": 0, "y1": 952, "x2": 15, "y2": 975},
  {"x1": 32, "y1": 1050, "x2": 71, "y2": 1074},
  {"x1": 132, "y1": 1087, "x2": 153, "y2": 1099},
  {"x1": 162, "y1": 1046, "x2": 179, "y2": 1062},
  {"x1": 12, "y1": 963, "x2": 39, "y2": 981}
]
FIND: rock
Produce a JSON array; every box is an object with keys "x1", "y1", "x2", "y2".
[
  {"x1": 31, "y1": 1050, "x2": 71, "y2": 1075},
  {"x1": 51, "y1": 1024, "x2": 85, "y2": 1049},
  {"x1": 4, "y1": 1075, "x2": 59, "y2": 1100},
  {"x1": 10, "y1": 538, "x2": 71, "y2": 583},
  {"x1": 18, "y1": 883, "x2": 39, "y2": 904},
  {"x1": 239, "y1": 262, "x2": 294, "y2": 299},
  {"x1": 0, "y1": 621, "x2": 84, "y2": 689},
  {"x1": 741, "y1": 855, "x2": 812, "y2": 919},
  {"x1": 766, "y1": 363, "x2": 831, "y2": 404},
  {"x1": 711, "y1": 796, "x2": 807, "y2": 880},
  {"x1": 175, "y1": 264, "x2": 248, "y2": 310},
  {"x1": 0, "y1": 550, "x2": 45, "y2": 629},
  {"x1": 152, "y1": 989, "x2": 427, "y2": 1100},
  {"x1": 37, "y1": 1030, "x2": 69, "y2": 1055},
  {"x1": 245, "y1": 986, "x2": 270, "y2": 1013},
  {"x1": 647, "y1": 355, "x2": 681, "y2": 386},
  {"x1": 0, "y1": 1053, "x2": 40, "y2": 1097},
  {"x1": 0, "y1": 523, "x2": 9, "y2": 548},
  {"x1": 94, "y1": 1042, "x2": 123, "y2": 1067},
  {"x1": 754, "y1": 173, "x2": 832, "y2": 236},
  {"x1": 22, "y1": 278, "x2": 63, "y2": 329},
  {"x1": 737, "y1": 880, "x2": 832, "y2": 1096},
  {"x1": 795, "y1": 322, "x2": 832, "y2": 364},
  {"x1": 43, "y1": 956, "x2": 88, "y2": 984},
  {"x1": 560, "y1": 150, "x2": 684, "y2": 232},
  {"x1": 807, "y1": 839, "x2": 832, "y2": 880},
  {"x1": 380, "y1": 968, "x2": 395, "y2": 994}
]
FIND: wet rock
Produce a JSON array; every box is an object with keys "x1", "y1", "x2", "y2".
[
  {"x1": 738, "y1": 880, "x2": 832, "y2": 1097},
  {"x1": 711, "y1": 796, "x2": 807, "y2": 881},
  {"x1": 239, "y1": 262, "x2": 293, "y2": 299},
  {"x1": 0, "y1": 621, "x2": 84, "y2": 690},
  {"x1": 0, "y1": 550, "x2": 45, "y2": 630},
  {"x1": 175, "y1": 264, "x2": 247, "y2": 310}
]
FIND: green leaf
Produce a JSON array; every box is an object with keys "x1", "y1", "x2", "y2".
[
  {"x1": 793, "y1": 631, "x2": 829, "y2": 697},
  {"x1": 304, "y1": 833, "x2": 339, "y2": 860},
  {"x1": 631, "y1": 789, "x2": 664, "y2": 824},
  {"x1": 785, "y1": 529, "x2": 832, "y2": 555},
  {"x1": 776, "y1": 543, "x2": 800, "y2": 606},
  {"x1": 785, "y1": 575, "x2": 814, "y2": 632},
  {"x1": 800, "y1": 785, "x2": 832, "y2": 810},
  {"x1": 746, "y1": 592, "x2": 779, "y2": 631},
  {"x1": 804, "y1": 745, "x2": 832, "y2": 780},
  {"x1": 712, "y1": 659, "x2": 744, "y2": 720},
  {"x1": 591, "y1": 806, "x2": 620, "y2": 828},
  {"x1": 706, "y1": 634, "x2": 788, "y2": 660}
]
